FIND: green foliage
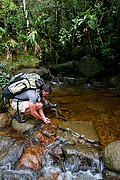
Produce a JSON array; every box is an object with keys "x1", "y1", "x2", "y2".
[
  {"x1": 59, "y1": 28, "x2": 71, "y2": 46},
  {"x1": 87, "y1": 14, "x2": 97, "y2": 30},
  {"x1": 0, "y1": 27, "x2": 6, "y2": 39},
  {"x1": 0, "y1": 0, "x2": 119, "y2": 67},
  {"x1": 0, "y1": 64, "x2": 10, "y2": 89},
  {"x1": 0, "y1": 63, "x2": 11, "y2": 111},
  {"x1": 5, "y1": 39, "x2": 17, "y2": 52},
  {"x1": 0, "y1": 72, "x2": 10, "y2": 89},
  {"x1": 18, "y1": 55, "x2": 39, "y2": 67},
  {"x1": 26, "y1": 29, "x2": 37, "y2": 44},
  {"x1": 1, "y1": 0, "x2": 17, "y2": 11}
]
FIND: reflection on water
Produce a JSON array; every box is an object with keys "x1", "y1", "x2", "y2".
[{"x1": 49, "y1": 86, "x2": 120, "y2": 148}]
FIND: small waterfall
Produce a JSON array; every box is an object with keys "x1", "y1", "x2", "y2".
[{"x1": 40, "y1": 140, "x2": 104, "y2": 180}]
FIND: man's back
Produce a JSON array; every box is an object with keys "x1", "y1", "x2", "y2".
[{"x1": 13, "y1": 89, "x2": 39, "y2": 104}]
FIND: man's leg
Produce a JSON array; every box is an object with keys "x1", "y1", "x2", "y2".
[
  {"x1": 14, "y1": 111, "x2": 26, "y2": 123},
  {"x1": 12, "y1": 101, "x2": 30, "y2": 123}
]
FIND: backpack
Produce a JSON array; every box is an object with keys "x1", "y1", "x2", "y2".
[{"x1": 2, "y1": 72, "x2": 45, "y2": 110}]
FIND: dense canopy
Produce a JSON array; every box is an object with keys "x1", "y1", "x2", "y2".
[{"x1": 0, "y1": 0, "x2": 120, "y2": 68}]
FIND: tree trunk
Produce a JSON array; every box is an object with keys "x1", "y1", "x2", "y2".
[{"x1": 23, "y1": 0, "x2": 29, "y2": 53}]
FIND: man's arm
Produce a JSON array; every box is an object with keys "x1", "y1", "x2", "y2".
[{"x1": 29, "y1": 102, "x2": 51, "y2": 124}]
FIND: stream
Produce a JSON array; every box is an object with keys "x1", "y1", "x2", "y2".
[
  {"x1": 0, "y1": 84, "x2": 120, "y2": 180},
  {"x1": 49, "y1": 85, "x2": 120, "y2": 148}
]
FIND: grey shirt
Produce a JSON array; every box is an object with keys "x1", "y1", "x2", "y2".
[{"x1": 13, "y1": 89, "x2": 41, "y2": 104}]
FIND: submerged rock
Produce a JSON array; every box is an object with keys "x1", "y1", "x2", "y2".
[
  {"x1": 41, "y1": 124, "x2": 58, "y2": 138},
  {"x1": 58, "y1": 121, "x2": 99, "y2": 143},
  {"x1": 57, "y1": 130, "x2": 78, "y2": 144}
]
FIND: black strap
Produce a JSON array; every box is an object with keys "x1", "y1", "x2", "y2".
[
  {"x1": 17, "y1": 100, "x2": 20, "y2": 115},
  {"x1": 1, "y1": 96, "x2": 8, "y2": 112},
  {"x1": 14, "y1": 97, "x2": 28, "y2": 101}
]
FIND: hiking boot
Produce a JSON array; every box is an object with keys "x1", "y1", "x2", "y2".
[
  {"x1": 14, "y1": 111, "x2": 26, "y2": 123},
  {"x1": 44, "y1": 103, "x2": 58, "y2": 109}
]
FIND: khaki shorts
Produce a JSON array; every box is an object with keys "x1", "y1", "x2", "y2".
[{"x1": 12, "y1": 101, "x2": 26, "y2": 113}]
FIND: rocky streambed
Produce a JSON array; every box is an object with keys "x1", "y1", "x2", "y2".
[
  {"x1": 0, "y1": 85, "x2": 120, "y2": 180},
  {"x1": 0, "y1": 113, "x2": 103, "y2": 180}
]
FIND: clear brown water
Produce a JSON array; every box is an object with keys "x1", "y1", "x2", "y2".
[{"x1": 49, "y1": 85, "x2": 120, "y2": 148}]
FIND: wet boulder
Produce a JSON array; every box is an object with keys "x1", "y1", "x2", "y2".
[
  {"x1": 0, "y1": 135, "x2": 24, "y2": 166},
  {"x1": 78, "y1": 56, "x2": 105, "y2": 78},
  {"x1": 33, "y1": 126, "x2": 57, "y2": 146},
  {"x1": 41, "y1": 124, "x2": 58, "y2": 138},
  {"x1": 17, "y1": 67, "x2": 50, "y2": 80},
  {"x1": 17, "y1": 67, "x2": 48, "y2": 76},
  {"x1": 12, "y1": 116, "x2": 43, "y2": 132},
  {"x1": 62, "y1": 143, "x2": 102, "y2": 173},
  {"x1": 57, "y1": 121, "x2": 103, "y2": 174},
  {"x1": 71, "y1": 46, "x2": 84, "y2": 60},
  {"x1": 110, "y1": 76, "x2": 120, "y2": 90},
  {"x1": 102, "y1": 169, "x2": 120, "y2": 180},
  {"x1": 17, "y1": 144, "x2": 45, "y2": 170},
  {"x1": 1, "y1": 169, "x2": 37, "y2": 180},
  {"x1": 0, "y1": 113, "x2": 12, "y2": 128},
  {"x1": 49, "y1": 61, "x2": 77, "y2": 76},
  {"x1": 102, "y1": 140, "x2": 120, "y2": 173}
]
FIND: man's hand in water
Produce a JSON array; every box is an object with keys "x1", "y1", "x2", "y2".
[{"x1": 43, "y1": 117, "x2": 51, "y2": 124}]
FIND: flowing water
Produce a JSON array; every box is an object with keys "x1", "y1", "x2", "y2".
[{"x1": 41, "y1": 139, "x2": 104, "y2": 180}]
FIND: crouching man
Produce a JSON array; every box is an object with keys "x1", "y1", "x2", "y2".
[{"x1": 11, "y1": 84, "x2": 56, "y2": 124}]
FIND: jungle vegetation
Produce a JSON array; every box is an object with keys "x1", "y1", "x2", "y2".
[{"x1": 0, "y1": 0, "x2": 120, "y2": 70}]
